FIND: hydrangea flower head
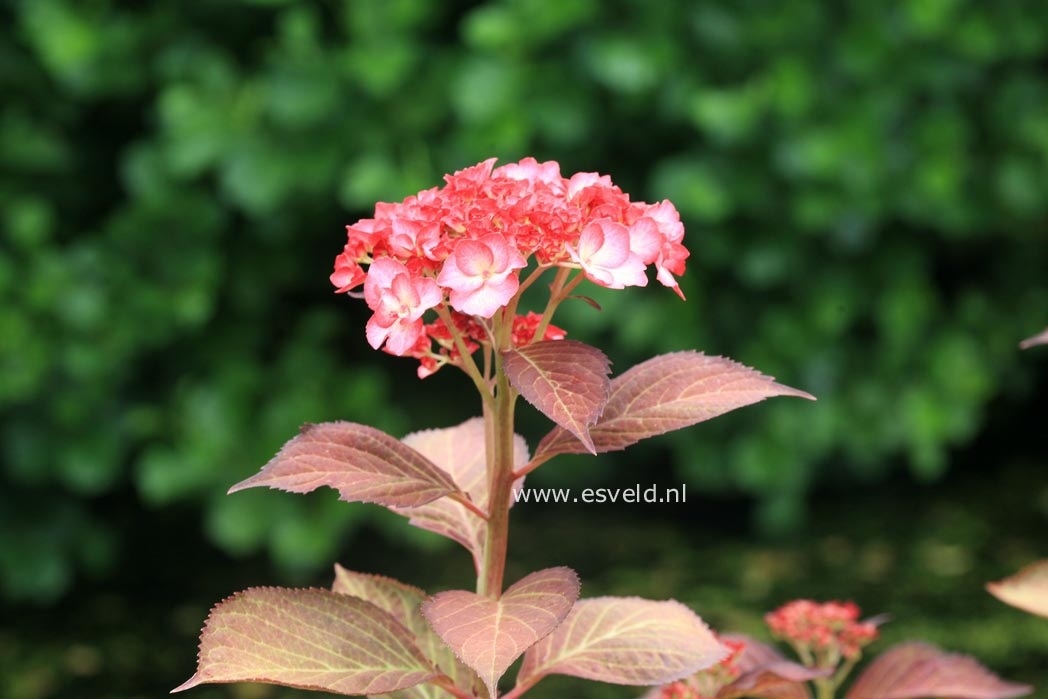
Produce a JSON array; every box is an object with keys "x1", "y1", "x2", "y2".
[{"x1": 332, "y1": 158, "x2": 691, "y2": 376}]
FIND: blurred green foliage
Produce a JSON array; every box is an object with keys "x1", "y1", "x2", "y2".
[{"x1": 2, "y1": 0, "x2": 1046, "y2": 603}]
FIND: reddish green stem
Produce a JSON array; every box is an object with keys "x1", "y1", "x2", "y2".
[{"x1": 477, "y1": 352, "x2": 516, "y2": 599}]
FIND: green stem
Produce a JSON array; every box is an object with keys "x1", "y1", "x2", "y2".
[
  {"x1": 477, "y1": 350, "x2": 516, "y2": 598},
  {"x1": 530, "y1": 268, "x2": 583, "y2": 344},
  {"x1": 434, "y1": 305, "x2": 492, "y2": 405},
  {"x1": 832, "y1": 657, "x2": 858, "y2": 691},
  {"x1": 814, "y1": 677, "x2": 836, "y2": 699}
]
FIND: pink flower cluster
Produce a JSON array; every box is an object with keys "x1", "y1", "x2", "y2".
[
  {"x1": 332, "y1": 158, "x2": 688, "y2": 374},
  {"x1": 765, "y1": 600, "x2": 879, "y2": 661}
]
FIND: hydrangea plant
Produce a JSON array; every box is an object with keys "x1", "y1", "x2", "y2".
[
  {"x1": 172, "y1": 158, "x2": 817, "y2": 697},
  {"x1": 173, "y1": 159, "x2": 1027, "y2": 699}
]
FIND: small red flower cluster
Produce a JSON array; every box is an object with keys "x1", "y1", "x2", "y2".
[
  {"x1": 332, "y1": 158, "x2": 688, "y2": 375},
  {"x1": 765, "y1": 600, "x2": 879, "y2": 661}
]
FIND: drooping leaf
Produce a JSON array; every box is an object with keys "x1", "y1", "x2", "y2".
[
  {"x1": 421, "y1": 567, "x2": 580, "y2": 697},
  {"x1": 391, "y1": 418, "x2": 527, "y2": 572},
  {"x1": 536, "y1": 352, "x2": 814, "y2": 460},
  {"x1": 228, "y1": 422, "x2": 459, "y2": 508},
  {"x1": 518, "y1": 597, "x2": 727, "y2": 688},
  {"x1": 332, "y1": 566, "x2": 480, "y2": 699},
  {"x1": 1020, "y1": 327, "x2": 1048, "y2": 349},
  {"x1": 173, "y1": 587, "x2": 436, "y2": 695},
  {"x1": 987, "y1": 559, "x2": 1048, "y2": 618},
  {"x1": 503, "y1": 340, "x2": 611, "y2": 454},
  {"x1": 845, "y1": 642, "x2": 1032, "y2": 699},
  {"x1": 719, "y1": 633, "x2": 827, "y2": 699}
]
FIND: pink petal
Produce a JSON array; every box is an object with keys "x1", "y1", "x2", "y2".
[
  {"x1": 391, "y1": 273, "x2": 420, "y2": 309},
  {"x1": 384, "y1": 318, "x2": 425, "y2": 356},
  {"x1": 587, "y1": 220, "x2": 631, "y2": 268},
  {"x1": 414, "y1": 277, "x2": 443, "y2": 314},
  {"x1": 646, "y1": 200, "x2": 685, "y2": 243},
  {"x1": 365, "y1": 313, "x2": 393, "y2": 350},
  {"x1": 450, "y1": 275, "x2": 520, "y2": 318},
  {"x1": 576, "y1": 221, "x2": 607, "y2": 262},
  {"x1": 364, "y1": 257, "x2": 408, "y2": 308},
  {"x1": 480, "y1": 234, "x2": 513, "y2": 273},
  {"x1": 629, "y1": 217, "x2": 663, "y2": 264},
  {"x1": 607, "y1": 255, "x2": 648, "y2": 288},
  {"x1": 330, "y1": 255, "x2": 365, "y2": 293},
  {"x1": 453, "y1": 239, "x2": 495, "y2": 277},
  {"x1": 437, "y1": 252, "x2": 484, "y2": 294},
  {"x1": 566, "y1": 171, "x2": 611, "y2": 199}
]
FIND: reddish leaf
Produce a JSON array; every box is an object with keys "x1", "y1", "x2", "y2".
[
  {"x1": 536, "y1": 352, "x2": 814, "y2": 460},
  {"x1": 719, "y1": 634, "x2": 827, "y2": 699},
  {"x1": 421, "y1": 567, "x2": 580, "y2": 697},
  {"x1": 229, "y1": 422, "x2": 459, "y2": 508},
  {"x1": 518, "y1": 597, "x2": 727, "y2": 687},
  {"x1": 393, "y1": 418, "x2": 528, "y2": 571},
  {"x1": 845, "y1": 642, "x2": 1032, "y2": 699},
  {"x1": 987, "y1": 559, "x2": 1048, "y2": 619},
  {"x1": 1020, "y1": 327, "x2": 1048, "y2": 349},
  {"x1": 503, "y1": 340, "x2": 611, "y2": 454},
  {"x1": 332, "y1": 566, "x2": 479, "y2": 699},
  {"x1": 173, "y1": 587, "x2": 436, "y2": 695}
]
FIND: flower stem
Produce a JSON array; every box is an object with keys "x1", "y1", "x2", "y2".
[
  {"x1": 434, "y1": 304, "x2": 491, "y2": 405},
  {"x1": 814, "y1": 677, "x2": 836, "y2": 699},
  {"x1": 530, "y1": 268, "x2": 583, "y2": 344},
  {"x1": 477, "y1": 349, "x2": 517, "y2": 598}
]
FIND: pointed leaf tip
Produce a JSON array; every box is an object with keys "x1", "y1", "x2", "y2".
[
  {"x1": 987, "y1": 559, "x2": 1048, "y2": 618},
  {"x1": 846, "y1": 642, "x2": 1032, "y2": 699},
  {"x1": 1020, "y1": 327, "x2": 1048, "y2": 349},
  {"x1": 536, "y1": 351, "x2": 814, "y2": 459},
  {"x1": 503, "y1": 340, "x2": 611, "y2": 454},
  {"x1": 519, "y1": 596, "x2": 727, "y2": 687},
  {"x1": 227, "y1": 421, "x2": 459, "y2": 508},
  {"x1": 175, "y1": 587, "x2": 436, "y2": 695},
  {"x1": 421, "y1": 567, "x2": 580, "y2": 697}
]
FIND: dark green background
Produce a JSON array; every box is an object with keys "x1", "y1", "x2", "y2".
[{"x1": 2, "y1": 0, "x2": 1046, "y2": 697}]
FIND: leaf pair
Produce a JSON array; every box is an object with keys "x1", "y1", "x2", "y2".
[
  {"x1": 225, "y1": 347, "x2": 812, "y2": 564},
  {"x1": 421, "y1": 570, "x2": 727, "y2": 697},
  {"x1": 504, "y1": 343, "x2": 814, "y2": 464},
  {"x1": 422, "y1": 567, "x2": 579, "y2": 697},
  {"x1": 174, "y1": 566, "x2": 730, "y2": 698}
]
